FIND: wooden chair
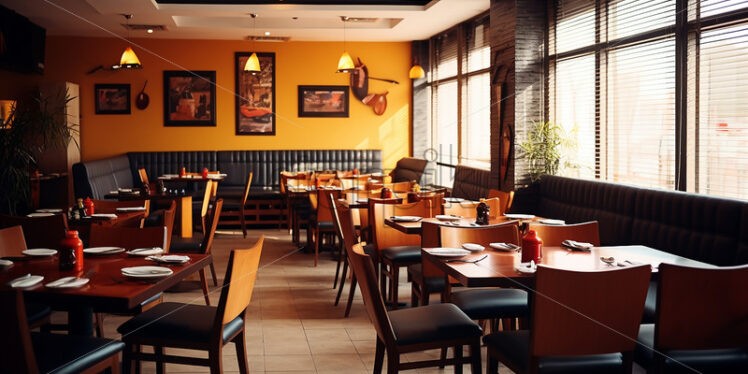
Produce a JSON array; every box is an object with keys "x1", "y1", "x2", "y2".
[
  {"x1": 340, "y1": 175, "x2": 370, "y2": 190},
  {"x1": 369, "y1": 198, "x2": 433, "y2": 309},
  {"x1": 527, "y1": 221, "x2": 601, "y2": 247},
  {"x1": 488, "y1": 189, "x2": 514, "y2": 214},
  {"x1": 144, "y1": 200, "x2": 176, "y2": 252},
  {"x1": 138, "y1": 168, "x2": 149, "y2": 184},
  {"x1": 0, "y1": 290, "x2": 124, "y2": 374},
  {"x1": 282, "y1": 172, "x2": 311, "y2": 239},
  {"x1": 330, "y1": 197, "x2": 363, "y2": 317},
  {"x1": 484, "y1": 265, "x2": 651, "y2": 374},
  {"x1": 313, "y1": 173, "x2": 337, "y2": 187},
  {"x1": 634, "y1": 263, "x2": 748, "y2": 373},
  {"x1": 237, "y1": 172, "x2": 253, "y2": 238},
  {"x1": 198, "y1": 180, "x2": 216, "y2": 234},
  {"x1": 308, "y1": 189, "x2": 341, "y2": 266},
  {"x1": 0, "y1": 213, "x2": 68, "y2": 249},
  {"x1": 409, "y1": 192, "x2": 445, "y2": 215},
  {"x1": 92, "y1": 199, "x2": 150, "y2": 216},
  {"x1": 443, "y1": 197, "x2": 503, "y2": 218},
  {"x1": 118, "y1": 236, "x2": 264, "y2": 374},
  {"x1": 370, "y1": 181, "x2": 414, "y2": 193},
  {"x1": 348, "y1": 242, "x2": 483, "y2": 373}
]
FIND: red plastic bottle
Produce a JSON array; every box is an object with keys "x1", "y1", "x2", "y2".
[
  {"x1": 381, "y1": 187, "x2": 393, "y2": 199},
  {"x1": 521, "y1": 230, "x2": 543, "y2": 263},
  {"x1": 59, "y1": 230, "x2": 84, "y2": 272},
  {"x1": 202, "y1": 167, "x2": 209, "y2": 178},
  {"x1": 352, "y1": 168, "x2": 359, "y2": 175},
  {"x1": 179, "y1": 167, "x2": 186, "y2": 177},
  {"x1": 83, "y1": 197, "x2": 95, "y2": 216}
]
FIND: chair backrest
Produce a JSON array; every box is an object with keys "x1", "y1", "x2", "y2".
[
  {"x1": 655, "y1": 263, "x2": 748, "y2": 350},
  {"x1": 314, "y1": 190, "x2": 341, "y2": 223},
  {"x1": 369, "y1": 199, "x2": 432, "y2": 251},
  {"x1": 314, "y1": 173, "x2": 337, "y2": 186},
  {"x1": 439, "y1": 221, "x2": 521, "y2": 248},
  {"x1": 410, "y1": 193, "x2": 445, "y2": 215},
  {"x1": 111, "y1": 214, "x2": 145, "y2": 228},
  {"x1": 528, "y1": 221, "x2": 601, "y2": 247},
  {"x1": 0, "y1": 290, "x2": 38, "y2": 373},
  {"x1": 0, "y1": 214, "x2": 68, "y2": 249},
  {"x1": 443, "y1": 198, "x2": 502, "y2": 218},
  {"x1": 201, "y1": 180, "x2": 215, "y2": 219},
  {"x1": 488, "y1": 189, "x2": 514, "y2": 213},
  {"x1": 89, "y1": 225, "x2": 166, "y2": 250},
  {"x1": 215, "y1": 236, "x2": 264, "y2": 329},
  {"x1": 531, "y1": 265, "x2": 651, "y2": 357},
  {"x1": 0, "y1": 226, "x2": 27, "y2": 257},
  {"x1": 199, "y1": 199, "x2": 224, "y2": 255},
  {"x1": 92, "y1": 199, "x2": 150, "y2": 216},
  {"x1": 282, "y1": 173, "x2": 310, "y2": 193},
  {"x1": 331, "y1": 197, "x2": 359, "y2": 253},
  {"x1": 138, "y1": 168, "x2": 149, "y2": 185},
  {"x1": 340, "y1": 175, "x2": 370, "y2": 190},
  {"x1": 347, "y1": 242, "x2": 396, "y2": 345},
  {"x1": 390, "y1": 157, "x2": 428, "y2": 183},
  {"x1": 240, "y1": 172, "x2": 254, "y2": 206}
]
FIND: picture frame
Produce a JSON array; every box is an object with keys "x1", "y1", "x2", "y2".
[
  {"x1": 163, "y1": 70, "x2": 216, "y2": 127},
  {"x1": 235, "y1": 52, "x2": 276, "y2": 135},
  {"x1": 298, "y1": 85, "x2": 350, "y2": 118},
  {"x1": 94, "y1": 84, "x2": 130, "y2": 114}
]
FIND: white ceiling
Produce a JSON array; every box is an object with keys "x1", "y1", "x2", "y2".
[{"x1": 1, "y1": 0, "x2": 489, "y2": 42}]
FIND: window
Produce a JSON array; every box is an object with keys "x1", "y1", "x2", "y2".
[
  {"x1": 547, "y1": 0, "x2": 748, "y2": 199},
  {"x1": 427, "y1": 14, "x2": 491, "y2": 187}
]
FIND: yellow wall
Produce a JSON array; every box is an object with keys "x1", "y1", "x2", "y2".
[{"x1": 37, "y1": 36, "x2": 411, "y2": 169}]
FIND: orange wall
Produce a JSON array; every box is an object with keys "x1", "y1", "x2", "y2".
[{"x1": 36, "y1": 36, "x2": 411, "y2": 169}]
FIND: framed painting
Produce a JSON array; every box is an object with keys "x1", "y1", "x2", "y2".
[
  {"x1": 297, "y1": 85, "x2": 349, "y2": 118},
  {"x1": 94, "y1": 84, "x2": 130, "y2": 114},
  {"x1": 163, "y1": 70, "x2": 216, "y2": 126},
  {"x1": 235, "y1": 52, "x2": 275, "y2": 135}
]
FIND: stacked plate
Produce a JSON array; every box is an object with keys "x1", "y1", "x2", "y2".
[
  {"x1": 22, "y1": 248, "x2": 57, "y2": 257},
  {"x1": 121, "y1": 266, "x2": 173, "y2": 279}
]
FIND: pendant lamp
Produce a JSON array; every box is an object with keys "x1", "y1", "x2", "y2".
[
  {"x1": 336, "y1": 16, "x2": 355, "y2": 73},
  {"x1": 117, "y1": 14, "x2": 142, "y2": 69},
  {"x1": 244, "y1": 13, "x2": 261, "y2": 75},
  {"x1": 409, "y1": 64, "x2": 425, "y2": 79}
]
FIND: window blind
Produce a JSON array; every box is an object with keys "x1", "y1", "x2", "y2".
[
  {"x1": 552, "y1": 0, "x2": 595, "y2": 54},
  {"x1": 461, "y1": 16, "x2": 491, "y2": 169},
  {"x1": 607, "y1": 0, "x2": 674, "y2": 40}
]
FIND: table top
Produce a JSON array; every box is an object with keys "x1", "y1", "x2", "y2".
[
  {"x1": 0, "y1": 252, "x2": 210, "y2": 313},
  {"x1": 67, "y1": 211, "x2": 145, "y2": 226},
  {"x1": 385, "y1": 216, "x2": 525, "y2": 235},
  {"x1": 422, "y1": 245, "x2": 713, "y2": 288},
  {"x1": 105, "y1": 190, "x2": 193, "y2": 201},
  {"x1": 340, "y1": 194, "x2": 404, "y2": 209},
  {"x1": 158, "y1": 174, "x2": 226, "y2": 182}
]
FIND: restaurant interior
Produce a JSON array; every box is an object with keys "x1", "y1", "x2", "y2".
[{"x1": 1, "y1": 0, "x2": 747, "y2": 373}]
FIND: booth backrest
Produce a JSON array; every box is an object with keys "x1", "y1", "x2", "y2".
[
  {"x1": 518, "y1": 175, "x2": 748, "y2": 266},
  {"x1": 451, "y1": 165, "x2": 492, "y2": 201},
  {"x1": 390, "y1": 157, "x2": 428, "y2": 183},
  {"x1": 72, "y1": 155, "x2": 134, "y2": 200}
]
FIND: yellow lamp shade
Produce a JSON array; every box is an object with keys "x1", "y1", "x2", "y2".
[
  {"x1": 244, "y1": 52, "x2": 261, "y2": 74},
  {"x1": 119, "y1": 46, "x2": 142, "y2": 68},
  {"x1": 336, "y1": 51, "x2": 355, "y2": 73},
  {"x1": 409, "y1": 64, "x2": 425, "y2": 79}
]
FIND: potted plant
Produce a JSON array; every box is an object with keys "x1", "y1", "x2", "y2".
[
  {"x1": 0, "y1": 89, "x2": 78, "y2": 215},
  {"x1": 518, "y1": 121, "x2": 578, "y2": 183}
]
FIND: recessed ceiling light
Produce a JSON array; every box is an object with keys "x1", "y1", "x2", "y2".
[
  {"x1": 265, "y1": 31, "x2": 271, "y2": 36},
  {"x1": 146, "y1": 29, "x2": 153, "y2": 34}
]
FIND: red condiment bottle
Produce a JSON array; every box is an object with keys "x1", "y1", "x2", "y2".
[
  {"x1": 83, "y1": 197, "x2": 95, "y2": 216},
  {"x1": 353, "y1": 168, "x2": 359, "y2": 175},
  {"x1": 521, "y1": 230, "x2": 542, "y2": 263},
  {"x1": 179, "y1": 167, "x2": 186, "y2": 177},
  {"x1": 59, "y1": 230, "x2": 83, "y2": 272},
  {"x1": 202, "y1": 167, "x2": 209, "y2": 178},
  {"x1": 381, "y1": 187, "x2": 393, "y2": 199}
]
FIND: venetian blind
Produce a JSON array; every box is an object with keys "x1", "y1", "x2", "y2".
[
  {"x1": 462, "y1": 16, "x2": 491, "y2": 169},
  {"x1": 431, "y1": 30, "x2": 459, "y2": 186}
]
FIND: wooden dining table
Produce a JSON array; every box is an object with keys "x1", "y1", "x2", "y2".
[
  {"x1": 385, "y1": 216, "x2": 529, "y2": 235},
  {"x1": 0, "y1": 252, "x2": 211, "y2": 336},
  {"x1": 105, "y1": 190, "x2": 194, "y2": 239}
]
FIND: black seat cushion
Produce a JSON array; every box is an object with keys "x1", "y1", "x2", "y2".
[
  {"x1": 635, "y1": 324, "x2": 748, "y2": 373},
  {"x1": 389, "y1": 303, "x2": 482, "y2": 346},
  {"x1": 26, "y1": 302, "x2": 52, "y2": 326},
  {"x1": 169, "y1": 237, "x2": 203, "y2": 253},
  {"x1": 117, "y1": 302, "x2": 243, "y2": 345},
  {"x1": 407, "y1": 264, "x2": 446, "y2": 293},
  {"x1": 451, "y1": 288, "x2": 529, "y2": 320},
  {"x1": 363, "y1": 243, "x2": 376, "y2": 257},
  {"x1": 31, "y1": 332, "x2": 124, "y2": 374},
  {"x1": 484, "y1": 330, "x2": 626, "y2": 374},
  {"x1": 642, "y1": 280, "x2": 657, "y2": 324},
  {"x1": 381, "y1": 245, "x2": 421, "y2": 263}
]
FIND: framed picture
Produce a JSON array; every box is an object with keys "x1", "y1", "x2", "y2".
[
  {"x1": 94, "y1": 84, "x2": 130, "y2": 114},
  {"x1": 235, "y1": 52, "x2": 275, "y2": 135},
  {"x1": 163, "y1": 70, "x2": 216, "y2": 126},
  {"x1": 298, "y1": 85, "x2": 349, "y2": 118}
]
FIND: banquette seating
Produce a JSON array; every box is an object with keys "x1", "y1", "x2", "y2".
[{"x1": 73, "y1": 150, "x2": 382, "y2": 227}]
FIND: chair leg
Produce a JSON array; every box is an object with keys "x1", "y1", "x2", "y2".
[
  {"x1": 154, "y1": 346, "x2": 165, "y2": 374},
  {"x1": 333, "y1": 242, "x2": 344, "y2": 289},
  {"x1": 240, "y1": 206, "x2": 247, "y2": 239},
  {"x1": 209, "y1": 347, "x2": 222, "y2": 374},
  {"x1": 95, "y1": 313, "x2": 105, "y2": 337},
  {"x1": 344, "y1": 275, "x2": 357, "y2": 318},
  {"x1": 454, "y1": 345, "x2": 463, "y2": 374},
  {"x1": 122, "y1": 343, "x2": 134, "y2": 374},
  {"x1": 386, "y1": 347, "x2": 399, "y2": 374},
  {"x1": 373, "y1": 338, "x2": 385, "y2": 374},
  {"x1": 199, "y1": 269, "x2": 211, "y2": 306},
  {"x1": 210, "y1": 263, "x2": 219, "y2": 286},
  {"x1": 380, "y1": 264, "x2": 388, "y2": 304},
  {"x1": 410, "y1": 283, "x2": 419, "y2": 308},
  {"x1": 234, "y1": 330, "x2": 250, "y2": 374},
  {"x1": 469, "y1": 341, "x2": 482, "y2": 374},
  {"x1": 487, "y1": 350, "x2": 499, "y2": 374},
  {"x1": 109, "y1": 353, "x2": 121, "y2": 374},
  {"x1": 335, "y1": 257, "x2": 349, "y2": 306},
  {"x1": 314, "y1": 226, "x2": 320, "y2": 267},
  {"x1": 390, "y1": 264, "x2": 400, "y2": 310},
  {"x1": 439, "y1": 347, "x2": 447, "y2": 368},
  {"x1": 422, "y1": 285, "x2": 430, "y2": 306}
]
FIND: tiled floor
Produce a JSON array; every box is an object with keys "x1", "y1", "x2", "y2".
[{"x1": 53, "y1": 228, "x2": 640, "y2": 373}]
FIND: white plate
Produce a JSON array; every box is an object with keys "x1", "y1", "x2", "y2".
[
  {"x1": 0, "y1": 259, "x2": 13, "y2": 267},
  {"x1": 462, "y1": 243, "x2": 485, "y2": 252},
  {"x1": 46, "y1": 277, "x2": 90, "y2": 288},
  {"x1": 91, "y1": 213, "x2": 118, "y2": 219},
  {"x1": 390, "y1": 216, "x2": 422, "y2": 222},
  {"x1": 538, "y1": 219, "x2": 565, "y2": 225},
  {"x1": 504, "y1": 214, "x2": 536, "y2": 220},
  {"x1": 435, "y1": 215, "x2": 461, "y2": 222},
  {"x1": 116, "y1": 206, "x2": 146, "y2": 212},
  {"x1": 36, "y1": 208, "x2": 63, "y2": 213},
  {"x1": 9, "y1": 275, "x2": 44, "y2": 288},
  {"x1": 162, "y1": 174, "x2": 178, "y2": 179},
  {"x1": 127, "y1": 248, "x2": 164, "y2": 256},
  {"x1": 444, "y1": 197, "x2": 465, "y2": 203},
  {"x1": 425, "y1": 247, "x2": 471, "y2": 257},
  {"x1": 490, "y1": 242, "x2": 521, "y2": 252},
  {"x1": 84, "y1": 247, "x2": 125, "y2": 255},
  {"x1": 117, "y1": 188, "x2": 133, "y2": 192},
  {"x1": 26, "y1": 212, "x2": 54, "y2": 217},
  {"x1": 356, "y1": 198, "x2": 369, "y2": 203},
  {"x1": 515, "y1": 262, "x2": 537, "y2": 274},
  {"x1": 22, "y1": 248, "x2": 58, "y2": 257},
  {"x1": 147, "y1": 255, "x2": 190, "y2": 264},
  {"x1": 121, "y1": 266, "x2": 174, "y2": 279}
]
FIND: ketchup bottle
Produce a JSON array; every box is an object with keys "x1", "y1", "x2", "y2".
[
  {"x1": 179, "y1": 167, "x2": 186, "y2": 177},
  {"x1": 202, "y1": 167, "x2": 209, "y2": 178},
  {"x1": 59, "y1": 230, "x2": 83, "y2": 272},
  {"x1": 521, "y1": 230, "x2": 542, "y2": 263},
  {"x1": 381, "y1": 187, "x2": 393, "y2": 199},
  {"x1": 83, "y1": 197, "x2": 95, "y2": 216}
]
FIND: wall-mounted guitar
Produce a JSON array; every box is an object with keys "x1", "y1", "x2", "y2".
[{"x1": 349, "y1": 58, "x2": 399, "y2": 116}]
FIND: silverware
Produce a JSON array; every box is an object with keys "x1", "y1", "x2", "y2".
[
  {"x1": 446, "y1": 255, "x2": 488, "y2": 264},
  {"x1": 600, "y1": 256, "x2": 616, "y2": 265}
]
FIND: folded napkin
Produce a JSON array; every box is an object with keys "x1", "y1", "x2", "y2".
[
  {"x1": 147, "y1": 255, "x2": 190, "y2": 264},
  {"x1": 127, "y1": 247, "x2": 164, "y2": 256},
  {"x1": 92, "y1": 213, "x2": 118, "y2": 219},
  {"x1": 46, "y1": 277, "x2": 90, "y2": 288},
  {"x1": 490, "y1": 242, "x2": 521, "y2": 252},
  {"x1": 515, "y1": 261, "x2": 537, "y2": 274},
  {"x1": 562, "y1": 240, "x2": 594, "y2": 251},
  {"x1": 9, "y1": 274, "x2": 44, "y2": 288}
]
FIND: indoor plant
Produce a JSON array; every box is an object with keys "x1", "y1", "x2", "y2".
[
  {"x1": 518, "y1": 121, "x2": 578, "y2": 183},
  {"x1": 0, "y1": 89, "x2": 77, "y2": 215}
]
